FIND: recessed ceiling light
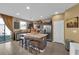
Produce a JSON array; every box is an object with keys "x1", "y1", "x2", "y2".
[
  {"x1": 54, "y1": 12, "x2": 59, "y2": 14},
  {"x1": 16, "y1": 13, "x2": 20, "y2": 15},
  {"x1": 40, "y1": 16, "x2": 43, "y2": 18},
  {"x1": 26, "y1": 6, "x2": 30, "y2": 10}
]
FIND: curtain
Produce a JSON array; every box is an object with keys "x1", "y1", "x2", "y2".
[{"x1": 1, "y1": 14, "x2": 13, "y2": 32}]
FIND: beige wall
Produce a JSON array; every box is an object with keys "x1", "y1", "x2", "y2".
[
  {"x1": 52, "y1": 13, "x2": 64, "y2": 21},
  {"x1": 65, "y1": 4, "x2": 79, "y2": 20},
  {"x1": 65, "y1": 4, "x2": 79, "y2": 42}
]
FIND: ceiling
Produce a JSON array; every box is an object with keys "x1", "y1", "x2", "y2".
[{"x1": 0, "y1": 3, "x2": 77, "y2": 21}]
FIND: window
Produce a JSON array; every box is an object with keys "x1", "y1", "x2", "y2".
[
  {"x1": 20, "y1": 21, "x2": 27, "y2": 29},
  {"x1": 0, "y1": 17, "x2": 11, "y2": 43},
  {"x1": 14, "y1": 22, "x2": 20, "y2": 29}
]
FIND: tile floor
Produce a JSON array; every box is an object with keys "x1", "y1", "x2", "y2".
[{"x1": 0, "y1": 41, "x2": 69, "y2": 55}]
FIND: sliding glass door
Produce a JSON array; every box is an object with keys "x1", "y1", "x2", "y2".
[
  {"x1": 0, "y1": 17, "x2": 11, "y2": 43},
  {"x1": 0, "y1": 24, "x2": 5, "y2": 43}
]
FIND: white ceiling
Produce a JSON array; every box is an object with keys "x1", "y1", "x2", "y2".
[{"x1": 0, "y1": 3, "x2": 77, "y2": 21}]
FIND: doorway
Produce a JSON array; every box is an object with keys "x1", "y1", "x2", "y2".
[{"x1": 53, "y1": 20, "x2": 64, "y2": 44}]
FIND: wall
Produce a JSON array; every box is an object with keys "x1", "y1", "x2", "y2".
[
  {"x1": 65, "y1": 4, "x2": 79, "y2": 19},
  {"x1": 52, "y1": 13, "x2": 64, "y2": 21},
  {"x1": 64, "y1": 4, "x2": 79, "y2": 42}
]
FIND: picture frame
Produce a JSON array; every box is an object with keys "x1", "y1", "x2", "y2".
[{"x1": 66, "y1": 17, "x2": 79, "y2": 28}]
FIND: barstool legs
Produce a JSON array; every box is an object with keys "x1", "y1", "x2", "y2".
[
  {"x1": 25, "y1": 39, "x2": 28, "y2": 49},
  {"x1": 19, "y1": 39, "x2": 23, "y2": 48}
]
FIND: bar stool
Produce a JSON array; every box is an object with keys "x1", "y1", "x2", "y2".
[
  {"x1": 29, "y1": 39, "x2": 47, "y2": 54},
  {"x1": 25, "y1": 37, "x2": 30, "y2": 49},
  {"x1": 29, "y1": 40, "x2": 40, "y2": 54},
  {"x1": 19, "y1": 35, "x2": 25, "y2": 48}
]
